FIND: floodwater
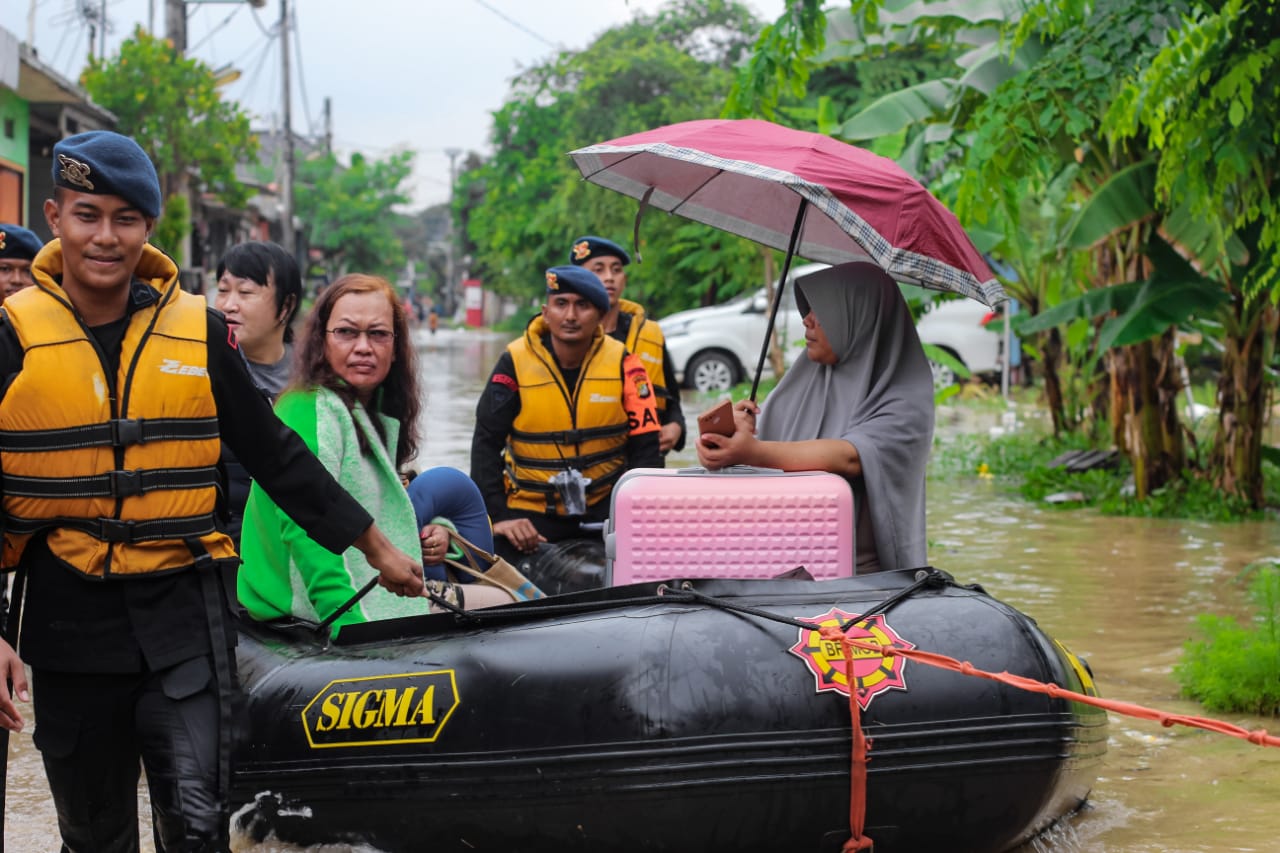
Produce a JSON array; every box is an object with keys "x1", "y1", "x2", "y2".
[{"x1": 4, "y1": 326, "x2": 1278, "y2": 852}]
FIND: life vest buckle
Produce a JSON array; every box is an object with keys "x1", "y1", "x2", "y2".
[
  {"x1": 97, "y1": 518, "x2": 136, "y2": 543},
  {"x1": 110, "y1": 417, "x2": 145, "y2": 446},
  {"x1": 108, "y1": 469, "x2": 143, "y2": 498}
]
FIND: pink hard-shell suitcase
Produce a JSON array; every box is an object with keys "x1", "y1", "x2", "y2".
[{"x1": 604, "y1": 466, "x2": 854, "y2": 585}]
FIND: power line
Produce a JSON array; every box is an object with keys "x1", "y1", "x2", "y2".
[
  {"x1": 234, "y1": 31, "x2": 277, "y2": 116},
  {"x1": 188, "y1": 4, "x2": 243, "y2": 53},
  {"x1": 290, "y1": 4, "x2": 316, "y2": 136},
  {"x1": 248, "y1": 4, "x2": 274, "y2": 38},
  {"x1": 471, "y1": 0, "x2": 559, "y2": 49}
]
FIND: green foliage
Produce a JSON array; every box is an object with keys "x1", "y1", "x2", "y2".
[
  {"x1": 724, "y1": 0, "x2": 826, "y2": 120},
  {"x1": 931, "y1": 425, "x2": 1276, "y2": 521},
  {"x1": 1106, "y1": 0, "x2": 1280, "y2": 294},
  {"x1": 1176, "y1": 563, "x2": 1280, "y2": 715},
  {"x1": 930, "y1": 428, "x2": 1090, "y2": 481},
  {"x1": 151, "y1": 193, "x2": 189, "y2": 265},
  {"x1": 80, "y1": 27, "x2": 258, "y2": 207},
  {"x1": 295, "y1": 150, "x2": 415, "y2": 279},
  {"x1": 462, "y1": 0, "x2": 767, "y2": 315},
  {"x1": 956, "y1": 2, "x2": 1186, "y2": 225}
]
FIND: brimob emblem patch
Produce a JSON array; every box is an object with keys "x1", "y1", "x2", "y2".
[
  {"x1": 545, "y1": 271, "x2": 559, "y2": 290},
  {"x1": 789, "y1": 607, "x2": 914, "y2": 709},
  {"x1": 572, "y1": 240, "x2": 591, "y2": 260},
  {"x1": 58, "y1": 155, "x2": 95, "y2": 191}
]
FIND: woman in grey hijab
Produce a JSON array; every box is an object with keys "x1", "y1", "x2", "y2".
[{"x1": 695, "y1": 261, "x2": 934, "y2": 573}]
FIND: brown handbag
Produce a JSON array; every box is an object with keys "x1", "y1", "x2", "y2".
[{"x1": 442, "y1": 529, "x2": 547, "y2": 602}]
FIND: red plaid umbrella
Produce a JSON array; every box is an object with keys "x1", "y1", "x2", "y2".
[{"x1": 570, "y1": 118, "x2": 1003, "y2": 308}]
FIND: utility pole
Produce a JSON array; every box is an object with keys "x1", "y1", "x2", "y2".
[
  {"x1": 279, "y1": 0, "x2": 296, "y2": 256},
  {"x1": 443, "y1": 147, "x2": 462, "y2": 317},
  {"x1": 323, "y1": 97, "x2": 332, "y2": 156},
  {"x1": 163, "y1": 0, "x2": 192, "y2": 278},
  {"x1": 98, "y1": 0, "x2": 107, "y2": 59},
  {"x1": 165, "y1": 0, "x2": 186, "y2": 51}
]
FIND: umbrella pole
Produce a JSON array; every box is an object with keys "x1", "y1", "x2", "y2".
[{"x1": 749, "y1": 199, "x2": 808, "y2": 403}]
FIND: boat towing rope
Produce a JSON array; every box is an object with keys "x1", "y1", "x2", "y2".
[{"x1": 664, "y1": 569, "x2": 1280, "y2": 853}]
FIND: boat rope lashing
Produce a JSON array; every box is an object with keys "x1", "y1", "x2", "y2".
[
  {"x1": 821, "y1": 625, "x2": 875, "y2": 852},
  {"x1": 822, "y1": 630, "x2": 1280, "y2": 749}
]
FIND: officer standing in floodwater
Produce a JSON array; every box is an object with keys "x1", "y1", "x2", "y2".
[{"x1": 0, "y1": 130, "x2": 425, "y2": 852}]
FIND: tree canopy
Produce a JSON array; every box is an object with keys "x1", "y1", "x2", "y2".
[
  {"x1": 294, "y1": 149, "x2": 416, "y2": 280},
  {"x1": 461, "y1": 0, "x2": 770, "y2": 317},
  {"x1": 81, "y1": 27, "x2": 258, "y2": 208}
]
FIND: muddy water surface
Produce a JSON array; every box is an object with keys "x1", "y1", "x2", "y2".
[{"x1": 4, "y1": 327, "x2": 1278, "y2": 852}]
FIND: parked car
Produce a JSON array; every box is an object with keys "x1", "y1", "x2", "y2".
[
  {"x1": 915, "y1": 297, "x2": 1003, "y2": 389},
  {"x1": 661, "y1": 263, "x2": 824, "y2": 392},
  {"x1": 661, "y1": 263, "x2": 1003, "y2": 392}
]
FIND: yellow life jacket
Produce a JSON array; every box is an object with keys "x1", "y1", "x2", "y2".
[
  {"x1": 0, "y1": 242, "x2": 236, "y2": 577},
  {"x1": 615, "y1": 298, "x2": 671, "y2": 413},
  {"x1": 503, "y1": 317, "x2": 630, "y2": 514}
]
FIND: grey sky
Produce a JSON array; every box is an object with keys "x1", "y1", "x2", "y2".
[{"x1": 11, "y1": 0, "x2": 784, "y2": 208}]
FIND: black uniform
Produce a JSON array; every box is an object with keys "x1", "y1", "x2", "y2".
[{"x1": 0, "y1": 279, "x2": 373, "y2": 852}]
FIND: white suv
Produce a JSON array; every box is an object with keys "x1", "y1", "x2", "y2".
[
  {"x1": 660, "y1": 262, "x2": 1002, "y2": 392},
  {"x1": 661, "y1": 263, "x2": 824, "y2": 392}
]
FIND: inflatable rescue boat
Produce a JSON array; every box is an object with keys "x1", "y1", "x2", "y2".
[{"x1": 230, "y1": 568, "x2": 1106, "y2": 852}]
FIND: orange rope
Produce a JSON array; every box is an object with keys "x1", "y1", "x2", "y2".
[
  {"x1": 817, "y1": 621, "x2": 1280, "y2": 853},
  {"x1": 823, "y1": 626, "x2": 875, "y2": 852},
  {"x1": 821, "y1": 626, "x2": 1280, "y2": 747}
]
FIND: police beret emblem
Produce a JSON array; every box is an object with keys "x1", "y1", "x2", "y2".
[
  {"x1": 58, "y1": 154, "x2": 95, "y2": 191},
  {"x1": 0, "y1": 233, "x2": 6, "y2": 252},
  {"x1": 546, "y1": 271, "x2": 559, "y2": 290},
  {"x1": 572, "y1": 240, "x2": 591, "y2": 260}
]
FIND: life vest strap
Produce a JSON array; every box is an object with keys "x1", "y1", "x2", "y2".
[
  {"x1": 0, "y1": 416, "x2": 220, "y2": 452},
  {"x1": 4, "y1": 512, "x2": 217, "y2": 543},
  {"x1": 3, "y1": 466, "x2": 220, "y2": 499},
  {"x1": 509, "y1": 423, "x2": 628, "y2": 445},
  {"x1": 510, "y1": 446, "x2": 629, "y2": 472}
]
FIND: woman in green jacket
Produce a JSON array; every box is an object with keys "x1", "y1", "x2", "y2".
[{"x1": 238, "y1": 273, "x2": 512, "y2": 632}]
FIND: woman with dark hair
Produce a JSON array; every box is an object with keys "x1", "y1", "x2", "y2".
[
  {"x1": 237, "y1": 274, "x2": 509, "y2": 632},
  {"x1": 214, "y1": 241, "x2": 303, "y2": 546}
]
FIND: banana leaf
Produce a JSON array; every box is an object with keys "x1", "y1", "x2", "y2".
[
  {"x1": 1016, "y1": 235, "x2": 1229, "y2": 352},
  {"x1": 839, "y1": 80, "x2": 957, "y2": 140},
  {"x1": 1064, "y1": 161, "x2": 1157, "y2": 250}
]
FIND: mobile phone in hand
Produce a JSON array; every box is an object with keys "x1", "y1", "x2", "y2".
[{"x1": 697, "y1": 399, "x2": 736, "y2": 437}]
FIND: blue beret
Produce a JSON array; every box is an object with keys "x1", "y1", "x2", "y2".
[
  {"x1": 544, "y1": 265, "x2": 609, "y2": 315},
  {"x1": 52, "y1": 131, "x2": 161, "y2": 218},
  {"x1": 0, "y1": 224, "x2": 43, "y2": 261},
  {"x1": 569, "y1": 235, "x2": 630, "y2": 266}
]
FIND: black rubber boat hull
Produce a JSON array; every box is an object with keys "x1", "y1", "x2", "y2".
[{"x1": 231, "y1": 570, "x2": 1107, "y2": 852}]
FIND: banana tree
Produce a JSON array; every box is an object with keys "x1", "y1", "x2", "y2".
[{"x1": 1102, "y1": 0, "x2": 1280, "y2": 508}]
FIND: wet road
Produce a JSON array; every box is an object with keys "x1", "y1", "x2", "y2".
[{"x1": 4, "y1": 326, "x2": 1278, "y2": 852}]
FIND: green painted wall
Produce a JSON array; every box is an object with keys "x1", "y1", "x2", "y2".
[{"x1": 0, "y1": 89, "x2": 30, "y2": 170}]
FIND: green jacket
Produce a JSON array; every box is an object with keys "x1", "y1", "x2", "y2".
[{"x1": 237, "y1": 385, "x2": 425, "y2": 632}]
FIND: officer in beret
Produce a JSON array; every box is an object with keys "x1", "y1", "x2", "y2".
[
  {"x1": 471, "y1": 265, "x2": 662, "y2": 585},
  {"x1": 0, "y1": 222, "x2": 42, "y2": 301},
  {"x1": 0, "y1": 129, "x2": 426, "y2": 851},
  {"x1": 570, "y1": 235, "x2": 685, "y2": 461}
]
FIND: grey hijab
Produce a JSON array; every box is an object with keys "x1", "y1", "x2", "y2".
[{"x1": 757, "y1": 262, "x2": 934, "y2": 572}]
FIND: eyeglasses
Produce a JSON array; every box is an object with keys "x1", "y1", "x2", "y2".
[{"x1": 327, "y1": 326, "x2": 395, "y2": 345}]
